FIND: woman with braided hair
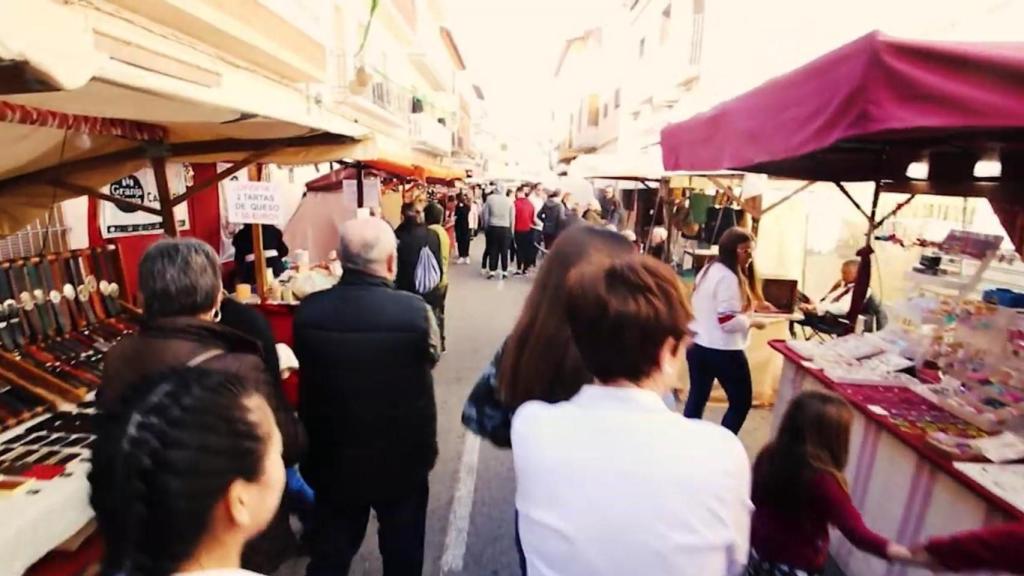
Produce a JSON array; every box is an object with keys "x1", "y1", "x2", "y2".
[
  {"x1": 101, "y1": 238, "x2": 306, "y2": 572},
  {"x1": 90, "y1": 367, "x2": 286, "y2": 576}
]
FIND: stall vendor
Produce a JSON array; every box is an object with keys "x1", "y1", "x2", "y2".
[
  {"x1": 794, "y1": 259, "x2": 867, "y2": 334},
  {"x1": 233, "y1": 223, "x2": 290, "y2": 285}
]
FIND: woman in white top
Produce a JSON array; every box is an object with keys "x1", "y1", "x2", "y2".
[
  {"x1": 684, "y1": 227, "x2": 774, "y2": 434},
  {"x1": 90, "y1": 368, "x2": 286, "y2": 576},
  {"x1": 512, "y1": 256, "x2": 752, "y2": 576}
]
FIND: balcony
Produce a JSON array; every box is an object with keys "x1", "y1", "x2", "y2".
[
  {"x1": 334, "y1": 70, "x2": 412, "y2": 135},
  {"x1": 410, "y1": 114, "x2": 453, "y2": 156}
]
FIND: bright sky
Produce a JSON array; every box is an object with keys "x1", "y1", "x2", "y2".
[{"x1": 444, "y1": 0, "x2": 620, "y2": 144}]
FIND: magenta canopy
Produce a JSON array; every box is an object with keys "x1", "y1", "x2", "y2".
[{"x1": 660, "y1": 31, "x2": 1024, "y2": 184}]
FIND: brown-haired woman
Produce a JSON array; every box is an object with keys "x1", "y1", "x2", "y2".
[
  {"x1": 684, "y1": 226, "x2": 774, "y2": 434},
  {"x1": 513, "y1": 256, "x2": 751, "y2": 576},
  {"x1": 749, "y1": 391, "x2": 910, "y2": 575},
  {"x1": 461, "y1": 224, "x2": 636, "y2": 575},
  {"x1": 461, "y1": 225, "x2": 637, "y2": 446}
]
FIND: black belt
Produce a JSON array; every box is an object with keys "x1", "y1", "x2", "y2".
[
  {"x1": 74, "y1": 252, "x2": 105, "y2": 321},
  {"x1": 49, "y1": 256, "x2": 83, "y2": 330},
  {"x1": 36, "y1": 258, "x2": 72, "y2": 335},
  {"x1": 64, "y1": 255, "x2": 97, "y2": 325},
  {"x1": 92, "y1": 248, "x2": 121, "y2": 316},
  {"x1": 0, "y1": 267, "x2": 20, "y2": 350},
  {"x1": 24, "y1": 261, "x2": 57, "y2": 338},
  {"x1": 8, "y1": 265, "x2": 44, "y2": 342},
  {"x1": 67, "y1": 254, "x2": 99, "y2": 323}
]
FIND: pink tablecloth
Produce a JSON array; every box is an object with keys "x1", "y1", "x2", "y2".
[{"x1": 771, "y1": 341, "x2": 1020, "y2": 576}]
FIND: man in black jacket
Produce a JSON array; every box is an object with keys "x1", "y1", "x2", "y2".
[{"x1": 296, "y1": 217, "x2": 441, "y2": 576}]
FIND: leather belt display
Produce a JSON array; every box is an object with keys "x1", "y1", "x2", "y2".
[
  {"x1": 35, "y1": 258, "x2": 72, "y2": 335},
  {"x1": 64, "y1": 255, "x2": 97, "y2": 325},
  {"x1": 0, "y1": 266, "x2": 20, "y2": 350},
  {"x1": 49, "y1": 256, "x2": 84, "y2": 330},
  {"x1": 7, "y1": 264, "x2": 44, "y2": 342},
  {"x1": 91, "y1": 248, "x2": 121, "y2": 317},
  {"x1": 24, "y1": 261, "x2": 57, "y2": 338},
  {"x1": 75, "y1": 252, "x2": 106, "y2": 321}
]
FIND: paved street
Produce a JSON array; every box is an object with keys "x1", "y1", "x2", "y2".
[{"x1": 280, "y1": 237, "x2": 773, "y2": 576}]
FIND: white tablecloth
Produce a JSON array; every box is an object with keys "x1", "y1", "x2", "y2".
[
  {"x1": 774, "y1": 353, "x2": 1018, "y2": 576},
  {"x1": 0, "y1": 415, "x2": 93, "y2": 576}
]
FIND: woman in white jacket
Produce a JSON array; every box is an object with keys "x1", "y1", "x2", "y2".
[{"x1": 684, "y1": 227, "x2": 774, "y2": 434}]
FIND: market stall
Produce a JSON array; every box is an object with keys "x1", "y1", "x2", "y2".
[
  {"x1": 660, "y1": 31, "x2": 1024, "y2": 576},
  {"x1": 0, "y1": 90, "x2": 368, "y2": 573}
]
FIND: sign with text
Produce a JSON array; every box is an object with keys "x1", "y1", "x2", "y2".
[
  {"x1": 100, "y1": 164, "x2": 190, "y2": 238},
  {"x1": 224, "y1": 181, "x2": 283, "y2": 225}
]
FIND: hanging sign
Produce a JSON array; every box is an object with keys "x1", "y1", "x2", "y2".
[
  {"x1": 224, "y1": 181, "x2": 284, "y2": 225},
  {"x1": 341, "y1": 178, "x2": 382, "y2": 208},
  {"x1": 99, "y1": 164, "x2": 190, "y2": 238}
]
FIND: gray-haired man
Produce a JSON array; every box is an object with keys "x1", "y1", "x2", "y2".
[{"x1": 295, "y1": 217, "x2": 440, "y2": 576}]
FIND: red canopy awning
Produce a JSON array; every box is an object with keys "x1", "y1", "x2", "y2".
[
  {"x1": 660, "y1": 32, "x2": 1024, "y2": 183},
  {"x1": 304, "y1": 160, "x2": 425, "y2": 192}
]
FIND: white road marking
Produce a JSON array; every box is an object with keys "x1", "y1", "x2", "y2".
[{"x1": 440, "y1": 432, "x2": 482, "y2": 573}]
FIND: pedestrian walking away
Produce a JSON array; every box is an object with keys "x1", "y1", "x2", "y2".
[
  {"x1": 538, "y1": 190, "x2": 568, "y2": 250},
  {"x1": 395, "y1": 202, "x2": 444, "y2": 296},
  {"x1": 455, "y1": 192, "x2": 473, "y2": 264},
  {"x1": 425, "y1": 201, "x2": 451, "y2": 351},
  {"x1": 295, "y1": 217, "x2": 441, "y2": 576},
  {"x1": 462, "y1": 226, "x2": 636, "y2": 573},
  {"x1": 513, "y1": 186, "x2": 537, "y2": 274},
  {"x1": 513, "y1": 255, "x2": 751, "y2": 576},
  {"x1": 482, "y1": 186, "x2": 516, "y2": 279}
]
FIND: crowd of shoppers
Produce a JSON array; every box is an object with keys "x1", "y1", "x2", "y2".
[{"x1": 90, "y1": 218, "x2": 1024, "y2": 576}]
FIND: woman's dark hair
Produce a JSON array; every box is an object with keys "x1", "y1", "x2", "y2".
[
  {"x1": 424, "y1": 202, "x2": 444, "y2": 226},
  {"x1": 565, "y1": 256, "x2": 693, "y2": 383},
  {"x1": 498, "y1": 225, "x2": 635, "y2": 408},
  {"x1": 90, "y1": 368, "x2": 270, "y2": 576},
  {"x1": 753, "y1": 390, "x2": 854, "y2": 519},
  {"x1": 401, "y1": 202, "x2": 421, "y2": 223},
  {"x1": 710, "y1": 226, "x2": 761, "y2": 308}
]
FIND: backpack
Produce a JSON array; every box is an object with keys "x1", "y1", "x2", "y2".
[
  {"x1": 538, "y1": 203, "x2": 563, "y2": 235},
  {"x1": 414, "y1": 245, "x2": 441, "y2": 294}
]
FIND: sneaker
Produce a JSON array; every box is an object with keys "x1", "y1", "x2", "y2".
[
  {"x1": 500, "y1": 271, "x2": 509, "y2": 280},
  {"x1": 487, "y1": 271, "x2": 496, "y2": 279}
]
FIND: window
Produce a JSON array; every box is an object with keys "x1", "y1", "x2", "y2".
[
  {"x1": 690, "y1": 0, "x2": 705, "y2": 66},
  {"x1": 639, "y1": 37, "x2": 646, "y2": 59},
  {"x1": 614, "y1": 88, "x2": 621, "y2": 109},
  {"x1": 587, "y1": 94, "x2": 600, "y2": 127},
  {"x1": 0, "y1": 206, "x2": 69, "y2": 260},
  {"x1": 660, "y1": 3, "x2": 672, "y2": 46}
]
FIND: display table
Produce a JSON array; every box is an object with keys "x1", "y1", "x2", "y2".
[
  {"x1": 0, "y1": 413, "x2": 94, "y2": 576},
  {"x1": 771, "y1": 340, "x2": 1021, "y2": 576}
]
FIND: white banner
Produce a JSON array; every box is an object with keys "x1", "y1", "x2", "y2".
[
  {"x1": 99, "y1": 164, "x2": 189, "y2": 238},
  {"x1": 219, "y1": 164, "x2": 249, "y2": 262},
  {"x1": 224, "y1": 181, "x2": 284, "y2": 226},
  {"x1": 342, "y1": 178, "x2": 382, "y2": 208}
]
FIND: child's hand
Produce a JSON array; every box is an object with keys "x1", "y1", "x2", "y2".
[
  {"x1": 750, "y1": 318, "x2": 768, "y2": 330},
  {"x1": 885, "y1": 542, "x2": 913, "y2": 562}
]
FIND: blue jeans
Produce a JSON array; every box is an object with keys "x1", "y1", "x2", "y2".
[
  {"x1": 286, "y1": 467, "x2": 315, "y2": 527},
  {"x1": 683, "y1": 344, "x2": 753, "y2": 434}
]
